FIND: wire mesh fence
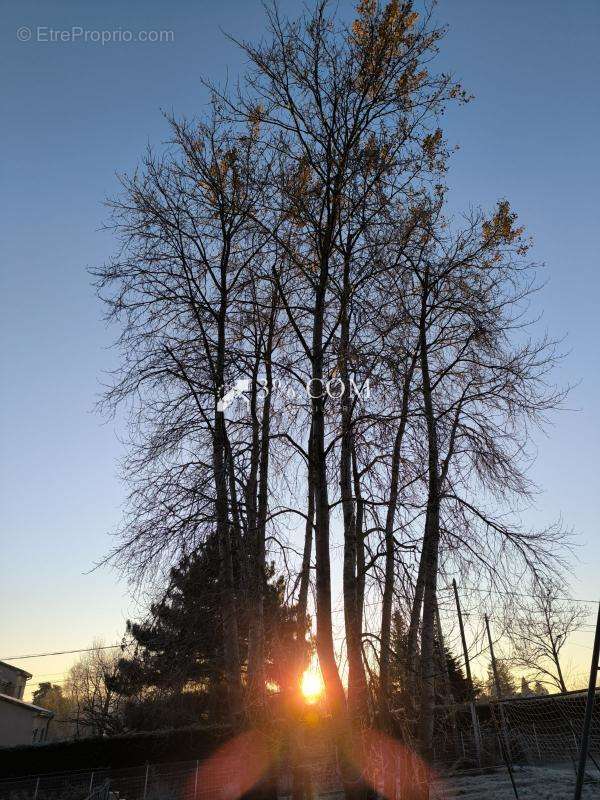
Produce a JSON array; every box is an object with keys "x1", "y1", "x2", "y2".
[
  {"x1": 0, "y1": 691, "x2": 598, "y2": 800},
  {"x1": 0, "y1": 761, "x2": 234, "y2": 800}
]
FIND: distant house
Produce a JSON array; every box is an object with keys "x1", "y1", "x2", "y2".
[{"x1": 0, "y1": 661, "x2": 53, "y2": 747}]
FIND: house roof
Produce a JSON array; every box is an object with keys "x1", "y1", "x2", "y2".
[
  {"x1": 0, "y1": 693, "x2": 53, "y2": 717},
  {"x1": 0, "y1": 660, "x2": 32, "y2": 679}
]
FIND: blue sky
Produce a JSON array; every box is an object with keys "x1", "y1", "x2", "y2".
[{"x1": 1, "y1": 1, "x2": 599, "y2": 689}]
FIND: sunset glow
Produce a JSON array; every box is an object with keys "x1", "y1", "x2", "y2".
[{"x1": 300, "y1": 664, "x2": 324, "y2": 703}]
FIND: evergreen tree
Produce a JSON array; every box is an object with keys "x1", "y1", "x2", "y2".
[
  {"x1": 112, "y1": 535, "x2": 304, "y2": 728},
  {"x1": 484, "y1": 660, "x2": 517, "y2": 699},
  {"x1": 388, "y1": 610, "x2": 471, "y2": 707}
]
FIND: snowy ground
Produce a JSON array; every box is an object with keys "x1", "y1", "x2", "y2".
[{"x1": 432, "y1": 764, "x2": 600, "y2": 799}]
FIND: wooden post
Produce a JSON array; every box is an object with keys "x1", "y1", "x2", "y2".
[
  {"x1": 573, "y1": 600, "x2": 600, "y2": 800},
  {"x1": 453, "y1": 580, "x2": 482, "y2": 766}
]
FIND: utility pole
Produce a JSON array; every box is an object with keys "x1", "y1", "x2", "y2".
[
  {"x1": 435, "y1": 603, "x2": 460, "y2": 758},
  {"x1": 453, "y1": 580, "x2": 481, "y2": 766},
  {"x1": 453, "y1": 580, "x2": 475, "y2": 695},
  {"x1": 573, "y1": 600, "x2": 600, "y2": 800},
  {"x1": 484, "y1": 614, "x2": 502, "y2": 700}
]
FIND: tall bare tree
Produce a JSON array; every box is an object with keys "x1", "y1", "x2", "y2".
[
  {"x1": 219, "y1": 0, "x2": 463, "y2": 725},
  {"x1": 95, "y1": 112, "x2": 270, "y2": 722}
]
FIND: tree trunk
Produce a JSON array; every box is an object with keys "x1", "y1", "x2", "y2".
[
  {"x1": 296, "y1": 419, "x2": 315, "y2": 694},
  {"x1": 378, "y1": 356, "x2": 415, "y2": 726},
  {"x1": 352, "y1": 446, "x2": 365, "y2": 643},
  {"x1": 417, "y1": 280, "x2": 441, "y2": 759},
  {"x1": 406, "y1": 513, "x2": 428, "y2": 692},
  {"x1": 215, "y1": 428, "x2": 243, "y2": 721},
  {"x1": 247, "y1": 303, "x2": 275, "y2": 711},
  {"x1": 214, "y1": 261, "x2": 242, "y2": 723},
  {"x1": 311, "y1": 268, "x2": 346, "y2": 715},
  {"x1": 340, "y1": 255, "x2": 368, "y2": 722},
  {"x1": 297, "y1": 423, "x2": 314, "y2": 625}
]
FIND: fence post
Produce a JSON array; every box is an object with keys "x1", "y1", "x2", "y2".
[
  {"x1": 573, "y1": 600, "x2": 600, "y2": 800},
  {"x1": 453, "y1": 580, "x2": 482, "y2": 766},
  {"x1": 143, "y1": 763, "x2": 150, "y2": 800},
  {"x1": 89, "y1": 771, "x2": 95, "y2": 796},
  {"x1": 194, "y1": 760, "x2": 199, "y2": 799},
  {"x1": 33, "y1": 777, "x2": 40, "y2": 800}
]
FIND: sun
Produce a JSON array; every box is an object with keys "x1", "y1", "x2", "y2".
[{"x1": 300, "y1": 664, "x2": 324, "y2": 703}]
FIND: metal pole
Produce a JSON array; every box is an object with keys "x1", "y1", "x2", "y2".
[
  {"x1": 33, "y1": 777, "x2": 40, "y2": 800},
  {"x1": 89, "y1": 772, "x2": 95, "y2": 796},
  {"x1": 573, "y1": 600, "x2": 600, "y2": 800},
  {"x1": 453, "y1": 580, "x2": 482, "y2": 766},
  {"x1": 194, "y1": 760, "x2": 199, "y2": 800}
]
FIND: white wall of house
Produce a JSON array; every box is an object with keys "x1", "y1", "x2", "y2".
[
  {"x1": 0, "y1": 663, "x2": 53, "y2": 748},
  {"x1": 0, "y1": 662, "x2": 30, "y2": 700},
  {"x1": 0, "y1": 698, "x2": 50, "y2": 747}
]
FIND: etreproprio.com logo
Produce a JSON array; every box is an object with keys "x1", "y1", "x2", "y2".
[{"x1": 16, "y1": 26, "x2": 175, "y2": 44}]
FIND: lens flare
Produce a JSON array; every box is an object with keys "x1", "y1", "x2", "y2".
[
  {"x1": 189, "y1": 730, "x2": 271, "y2": 799},
  {"x1": 354, "y1": 728, "x2": 434, "y2": 799},
  {"x1": 300, "y1": 664, "x2": 324, "y2": 703}
]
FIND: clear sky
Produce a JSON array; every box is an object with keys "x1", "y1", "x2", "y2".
[{"x1": 1, "y1": 0, "x2": 599, "y2": 693}]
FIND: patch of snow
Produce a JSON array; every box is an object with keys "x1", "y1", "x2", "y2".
[{"x1": 432, "y1": 764, "x2": 600, "y2": 799}]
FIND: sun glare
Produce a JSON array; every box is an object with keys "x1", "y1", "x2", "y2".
[{"x1": 300, "y1": 664, "x2": 324, "y2": 703}]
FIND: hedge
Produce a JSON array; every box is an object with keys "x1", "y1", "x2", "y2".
[{"x1": 0, "y1": 724, "x2": 232, "y2": 778}]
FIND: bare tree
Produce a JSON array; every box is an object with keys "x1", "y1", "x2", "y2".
[
  {"x1": 95, "y1": 111, "x2": 271, "y2": 722},
  {"x1": 219, "y1": 0, "x2": 463, "y2": 727},
  {"x1": 386, "y1": 197, "x2": 569, "y2": 756},
  {"x1": 508, "y1": 580, "x2": 588, "y2": 693},
  {"x1": 65, "y1": 643, "x2": 123, "y2": 737}
]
